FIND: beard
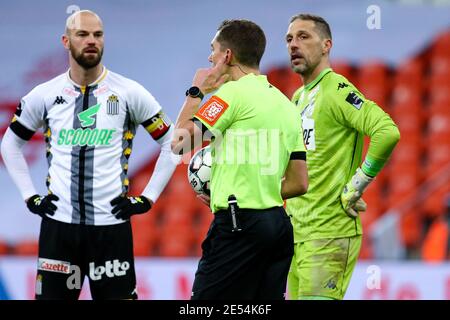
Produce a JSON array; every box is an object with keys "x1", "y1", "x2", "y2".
[
  {"x1": 70, "y1": 45, "x2": 103, "y2": 69},
  {"x1": 291, "y1": 58, "x2": 311, "y2": 75}
]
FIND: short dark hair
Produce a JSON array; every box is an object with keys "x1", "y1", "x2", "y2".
[
  {"x1": 216, "y1": 19, "x2": 266, "y2": 68},
  {"x1": 290, "y1": 14, "x2": 332, "y2": 40}
]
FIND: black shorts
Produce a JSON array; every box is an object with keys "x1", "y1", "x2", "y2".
[
  {"x1": 191, "y1": 206, "x2": 294, "y2": 300},
  {"x1": 35, "y1": 217, "x2": 137, "y2": 300}
]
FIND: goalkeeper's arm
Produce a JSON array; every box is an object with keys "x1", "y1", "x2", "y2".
[{"x1": 341, "y1": 106, "x2": 400, "y2": 217}]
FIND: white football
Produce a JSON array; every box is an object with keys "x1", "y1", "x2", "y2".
[{"x1": 187, "y1": 146, "x2": 212, "y2": 196}]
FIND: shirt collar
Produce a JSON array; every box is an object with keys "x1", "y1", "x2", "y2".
[
  {"x1": 304, "y1": 67, "x2": 332, "y2": 91},
  {"x1": 66, "y1": 66, "x2": 108, "y2": 88}
]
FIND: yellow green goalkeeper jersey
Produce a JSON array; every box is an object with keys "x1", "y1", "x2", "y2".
[{"x1": 286, "y1": 68, "x2": 399, "y2": 242}]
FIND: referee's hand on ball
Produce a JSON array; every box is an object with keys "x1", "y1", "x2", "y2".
[{"x1": 197, "y1": 194, "x2": 210, "y2": 207}]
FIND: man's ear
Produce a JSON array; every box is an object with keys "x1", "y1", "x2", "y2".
[
  {"x1": 224, "y1": 49, "x2": 233, "y2": 65},
  {"x1": 62, "y1": 34, "x2": 70, "y2": 50},
  {"x1": 323, "y1": 39, "x2": 332, "y2": 55}
]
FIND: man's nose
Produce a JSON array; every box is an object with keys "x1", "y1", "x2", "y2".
[
  {"x1": 86, "y1": 34, "x2": 97, "y2": 44},
  {"x1": 289, "y1": 39, "x2": 299, "y2": 50}
]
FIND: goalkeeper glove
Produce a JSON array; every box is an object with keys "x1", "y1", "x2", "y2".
[
  {"x1": 341, "y1": 168, "x2": 373, "y2": 218},
  {"x1": 110, "y1": 195, "x2": 152, "y2": 220},
  {"x1": 26, "y1": 194, "x2": 59, "y2": 218}
]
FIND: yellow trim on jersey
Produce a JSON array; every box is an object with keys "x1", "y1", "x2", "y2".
[{"x1": 92, "y1": 68, "x2": 108, "y2": 85}]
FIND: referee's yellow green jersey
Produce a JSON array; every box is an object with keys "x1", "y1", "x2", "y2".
[{"x1": 194, "y1": 73, "x2": 305, "y2": 213}]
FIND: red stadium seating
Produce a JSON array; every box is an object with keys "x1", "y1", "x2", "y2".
[
  {"x1": 11, "y1": 240, "x2": 39, "y2": 256},
  {"x1": 399, "y1": 210, "x2": 423, "y2": 249},
  {"x1": 266, "y1": 66, "x2": 302, "y2": 99},
  {"x1": 0, "y1": 240, "x2": 8, "y2": 255},
  {"x1": 158, "y1": 225, "x2": 195, "y2": 257},
  {"x1": 331, "y1": 60, "x2": 355, "y2": 84}
]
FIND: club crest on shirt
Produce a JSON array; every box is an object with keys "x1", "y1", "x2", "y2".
[{"x1": 107, "y1": 94, "x2": 119, "y2": 115}]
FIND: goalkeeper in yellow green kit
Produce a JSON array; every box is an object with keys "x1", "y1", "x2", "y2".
[{"x1": 285, "y1": 14, "x2": 400, "y2": 300}]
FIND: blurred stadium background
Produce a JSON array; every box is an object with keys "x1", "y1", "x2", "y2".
[{"x1": 0, "y1": 0, "x2": 449, "y2": 299}]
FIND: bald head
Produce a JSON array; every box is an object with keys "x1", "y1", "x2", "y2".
[
  {"x1": 62, "y1": 10, "x2": 104, "y2": 70},
  {"x1": 65, "y1": 10, "x2": 103, "y2": 35}
]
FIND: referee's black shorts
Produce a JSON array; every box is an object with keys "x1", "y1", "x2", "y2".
[
  {"x1": 35, "y1": 217, "x2": 137, "y2": 300},
  {"x1": 191, "y1": 206, "x2": 294, "y2": 300}
]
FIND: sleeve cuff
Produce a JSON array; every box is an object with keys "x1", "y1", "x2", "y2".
[{"x1": 290, "y1": 151, "x2": 306, "y2": 161}]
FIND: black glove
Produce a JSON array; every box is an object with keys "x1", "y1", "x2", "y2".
[
  {"x1": 26, "y1": 194, "x2": 59, "y2": 217},
  {"x1": 110, "y1": 195, "x2": 152, "y2": 220}
]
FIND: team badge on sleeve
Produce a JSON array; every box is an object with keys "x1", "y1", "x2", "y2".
[
  {"x1": 346, "y1": 92, "x2": 364, "y2": 110},
  {"x1": 143, "y1": 111, "x2": 171, "y2": 140},
  {"x1": 195, "y1": 95, "x2": 229, "y2": 126}
]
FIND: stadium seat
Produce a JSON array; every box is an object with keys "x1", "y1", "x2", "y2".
[
  {"x1": 430, "y1": 54, "x2": 450, "y2": 77},
  {"x1": 428, "y1": 74, "x2": 450, "y2": 105},
  {"x1": 331, "y1": 60, "x2": 354, "y2": 84},
  {"x1": 363, "y1": 178, "x2": 384, "y2": 217},
  {"x1": 388, "y1": 140, "x2": 422, "y2": 170},
  {"x1": 391, "y1": 108, "x2": 423, "y2": 138},
  {"x1": 357, "y1": 61, "x2": 389, "y2": 107},
  {"x1": 390, "y1": 91, "x2": 424, "y2": 126},
  {"x1": 387, "y1": 164, "x2": 421, "y2": 209},
  {"x1": 421, "y1": 182, "x2": 450, "y2": 219},
  {"x1": 12, "y1": 240, "x2": 39, "y2": 256},
  {"x1": 0, "y1": 240, "x2": 8, "y2": 255},
  {"x1": 432, "y1": 30, "x2": 450, "y2": 57},
  {"x1": 266, "y1": 66, "x2": 302, "y2": 99},
  {"x1": 158, "y1": 225, "x2": 195, "y2": 257},
  {"x1": 132, "y1": 215, "x2": 159, "y2": 256},
  {"x1": 425, "y1": 107, "x2": 450, "y2": 169},
  {"x1": 399, "y1": 210, "x2": 423, "y2": 249},
  {"x1": 396, "y1": 57, "x2": 424, "y2": 87},
  {"x1": 421, "y1": 217, "x2": 449, "y2": 261},
  {"x1": 159, "y1": 200, "x2": 197, "y2": 226}
]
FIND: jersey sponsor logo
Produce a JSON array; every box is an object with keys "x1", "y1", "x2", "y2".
[
  {"x1": 346, "y1": 92, "x2": 363, "y2": 110},
  {"x1": 195, "y1": 95, "x2": 229, "y2": 126},
  {"x1": 144, "y1": 111, "x2": 171, "y2": 140},
  {"x1": 337, "y1": 82, "x2": 349, "y2": 90},
  {"x1": 55, "y1": 103, "x2": 116, "y2": 146},
  {"x1": 302, "y1": 118, "x2": 316, "y2": 151},
  {"x1": 89, "y1": 259, "x2": 130, "y2": 281},
  {"x1": 63, "y1": 87, "x2": 80, "y2": 97},
  {"x1": 93, "y1": 84, "x2": 109, "y2": 97},
  {"x1": 53, "y1": 96, "x2": 67, "y2": 105},
  {"x1": 78, "y1": 103, "x2": 101, "y2": 127},
  {"x1": 57, "y1": 128, "x2": 116, "y2": 146},
  {"x1": 107, "y1": 94, "x2": 119, "y2": 115},
  {"x1": 38, "y1": 258, "x2": 71, "y2": 274}
]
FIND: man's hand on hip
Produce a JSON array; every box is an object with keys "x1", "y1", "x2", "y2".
[
  {"x1": 26, "y1": 194, "x2": 59, "y2": 218},
  {"x1": 110, "y1": 195, "x2": 152, "y2": 220}
]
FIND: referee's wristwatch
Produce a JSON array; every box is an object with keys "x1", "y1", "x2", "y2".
[{"x1": 185, "y1": 86, "x2": 204, "y2": 100}]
